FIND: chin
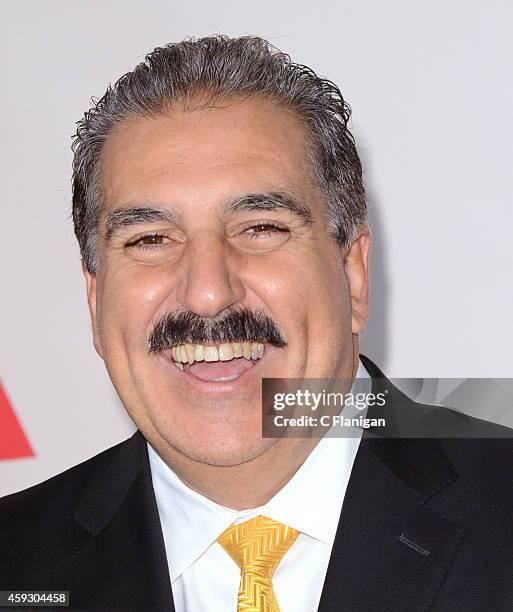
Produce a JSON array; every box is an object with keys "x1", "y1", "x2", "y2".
[{"x1": 161, "y1": 425, "x2": 276, "y2": 468}]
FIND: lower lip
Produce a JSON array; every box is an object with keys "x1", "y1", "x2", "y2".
[{"x1": 159, "y1": 347, "x2": 271, "y2": 392}]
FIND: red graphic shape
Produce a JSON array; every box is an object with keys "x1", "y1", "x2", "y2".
[{"x1": 0, "y1": 381, "x2": 34, "y2": 460}]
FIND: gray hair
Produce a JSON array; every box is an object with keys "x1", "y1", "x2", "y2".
[{"x1": 72, "y1": 35, "x2": 366, "y2": 274}]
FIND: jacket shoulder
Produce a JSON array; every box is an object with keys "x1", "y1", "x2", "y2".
[
  {"x1": 439, "y1": 436, "x2": 513, "y2": 490},
  {"x1": 0, "y1": 437, "x2": 129, "y2": 516},
  {"x1": 0, "y1": 436, "x2": 135, "y2": 586}
]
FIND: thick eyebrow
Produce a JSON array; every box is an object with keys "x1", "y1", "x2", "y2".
[
  {"x1": 225, "y1": 192, "x2": 314, "y2": 225},
  {"x1": 104, "y1": 206, "x2": 178, "y2": 240}
]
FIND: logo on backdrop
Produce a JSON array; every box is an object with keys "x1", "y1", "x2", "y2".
[{"x1": 0, "y1": 381, "x2": 34, "y2": 460}]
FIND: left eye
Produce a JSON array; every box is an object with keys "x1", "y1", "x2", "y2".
[{"x1": 245, "y1": 224, "x2": 287, "y2": 238}]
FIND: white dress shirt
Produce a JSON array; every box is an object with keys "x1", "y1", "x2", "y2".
[{"x1": 148, "y1": 360, "x2": 371, "y2": 612}]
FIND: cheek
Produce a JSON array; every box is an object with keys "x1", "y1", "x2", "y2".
[
  {"x1": 288, "y1": 248, "x2": 351, "y2": 362},
  {"x1": 244, "y1": 254, "x2": 310, "y2": 322},
  {"x1": 245, "y1": 247, "x2": 349, "y2": 337},
  {"x1": 97, "y1": 266, "x2": 174, "y2": 352},
  {"x1": 310, "y1": 250, "x2": 351, "y2": 327}
]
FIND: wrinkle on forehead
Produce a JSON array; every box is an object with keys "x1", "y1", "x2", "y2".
[{"x1": 103, "y1": 98, "x2": 310, "y2": 162}]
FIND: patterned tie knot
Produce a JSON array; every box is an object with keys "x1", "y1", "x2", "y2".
[{"x1": 217, "y1": 515, "x2": 299, "y2": 612}]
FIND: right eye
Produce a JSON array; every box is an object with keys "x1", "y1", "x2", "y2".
[{"x1": 126, "y1": 233, "x2": 169, "y2": 250}]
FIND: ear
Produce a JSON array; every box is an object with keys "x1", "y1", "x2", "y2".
[
  {"x1": 344, "y1": 225, "x2": 371, "y2": 335},
  {"x1": 83, "y1": 264, "x2": 104, "y2": 359}
]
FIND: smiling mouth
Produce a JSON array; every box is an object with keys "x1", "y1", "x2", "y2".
[{"x1": 170, "y1": 341, "x2": 265, "y2": 382}]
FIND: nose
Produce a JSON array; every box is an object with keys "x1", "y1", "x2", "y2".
[{"x1": 175, "y1": 235, "x2": 245, "y2": 318}]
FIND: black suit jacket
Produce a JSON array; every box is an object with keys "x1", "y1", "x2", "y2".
[{"x1": 1, "y1": 356, "x2": 512, "y2": 611}]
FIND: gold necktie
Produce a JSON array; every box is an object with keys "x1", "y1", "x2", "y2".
[{"x1": 217, "y1": 515, "x2": 299, "y2": 612}]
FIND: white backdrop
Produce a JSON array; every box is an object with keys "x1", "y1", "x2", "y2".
[{"x1": 1, "y1": 0, "x2": 512, "y2": 497}]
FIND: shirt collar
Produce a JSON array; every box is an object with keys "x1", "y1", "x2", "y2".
[{"x1": 149, "y1": 359, "x2": 370, "y2": 582}]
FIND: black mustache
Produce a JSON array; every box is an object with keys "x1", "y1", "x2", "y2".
[{"x1": 148, "y1": 306, "x2": 287, "y2": 353}]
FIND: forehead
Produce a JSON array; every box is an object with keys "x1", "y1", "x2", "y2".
[{"x1": 100, "y1": 97, "x2": 317, "y2": 212}]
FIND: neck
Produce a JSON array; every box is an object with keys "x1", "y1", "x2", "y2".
[{"x1": 153, "y1": 437, "x2": 320, "y2": 510}]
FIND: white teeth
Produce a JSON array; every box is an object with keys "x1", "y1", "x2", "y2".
[
  {"x1": 185, "y1": 343, "x2": 195, "y2": 365},
  {"x1": 171, "y1": 341, "x2": 266, "y2": 368},
  {"x1": 179, "y1": 345, "x2": 187, "y2": 364},
  {"x1": 218, "y1": 343, "x2": 234, "y2": 361},
  {"x1": 242, "y1": 342, "x2": 252, "y2": 360},
  {"x1": 204, "y1": 346, "x2": 219, "y2": 362},
  {"x1": 250, "y1": 343, "x2": 264, "y2": 359}
]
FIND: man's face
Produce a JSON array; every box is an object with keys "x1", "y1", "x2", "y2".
[{"x1": 84, "y1": 98, "x2": 370, "y2": 466}]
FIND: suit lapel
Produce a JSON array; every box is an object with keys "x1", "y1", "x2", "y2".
[
  {"x1": 318, "y1": 356, "x2": 467, "y2": 611},
  {"x1": 54, "y1": 431, "x2": 174, "y2": 612}
]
